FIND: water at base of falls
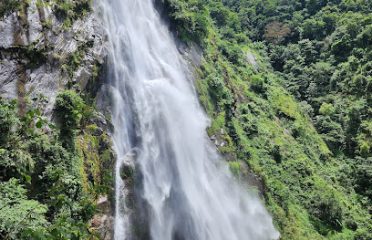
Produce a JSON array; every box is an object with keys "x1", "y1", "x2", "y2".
[{"x1": 99, "y1": 0, "x2": 280, "y2": 239}]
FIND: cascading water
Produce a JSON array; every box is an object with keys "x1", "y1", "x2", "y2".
[{"x1": 99, "y1": 0, "x2": 280, "y2": 239}]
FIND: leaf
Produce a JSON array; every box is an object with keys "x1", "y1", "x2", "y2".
[{"x1": 36, "y1": 120, "x2": 43, "y2": 128}]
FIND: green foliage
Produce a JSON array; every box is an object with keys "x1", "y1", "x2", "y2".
[
  {"x1": 220, "y1": 0, "x2": 372, "y2": 204},
  {"x1": 55, "y1": 90, "x2": 85, "y2": 147},
  {"x1": 0, "y1": 0, "x2": 20, "y2": 18},
  {"x1": 168, "y1": 0, "x2": 371, "y2": 238},
  {"x1": 62, "y1": 42, "x2": 93, "y2": 79},
  {"x1": 0, "y1": 179, "x2": 48, "y2": 239},
  {"x1": 55, "y1": 90, "x2": 84, "y2": 130},
  {"x1": 54, "y1": 0, "x2": 92, "y2": 27},
  {"x1": 0, "y1": 95, "x2": 112, "y2": 239},
  {"x1": 161, "y1": 0, "x2": 210, "y2": 43},
  {"x1": 0, "y1": 99, "x2": 19, "y2": 145},
  {"x1": 76, "y1": 125, "x2": 115, "y2": 196},
  {"x1": 0, "y1": 99, "x2": 34, "y2": 181},
  {"x1": 1, "y1": 0, "x2": 370, "y2": 239},
  {"x1": 309, "y1": 190, "x2": 343, "y2": 233},
  {"x1": 352, "y1": 157, "x2": 372, "y2": 200},
  {"x1": 319, "y1": 103, "x2": 335, "y2": 116},
  {"x1": 228, "y1": 161, "x2": 241, "y2": 176}
]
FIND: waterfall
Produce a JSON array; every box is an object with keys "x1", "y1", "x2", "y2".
[{"x1": 99, "y1": 0, "x2": 280, "y2": 239}]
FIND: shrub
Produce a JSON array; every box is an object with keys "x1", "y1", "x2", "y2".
[
  {"x1": 55, "y1": 91, "x2": 85, "y2": 146},
  {"x1": 264, "y1": 21, "x2": 291, "y2": 44},
  {"x1": 0, "y1": 0, "x2": 20, "y2": 18},
  {"x1": 229, "y1": 161, "x2": 241, "y2": 176},
  {"x1": 54, "y1": 0, "x2": 92, "y2": 24},
  {"x1": 0, "y1": 99, "x2": 19, "y2": 145},
  {"x1": 319, "y1": 103, "x2": 335, "y2": 116},
  {"x1": 250, "y1": 74, "x2": 266, "y2": 94},
  {"x1": 161, "y1": 0, "x2": 209, "y2": 43},
  {"x1": 309, "y1": 191, "x2": 343, "y2": 233},
  {"x1": 0, "y1": 179, "x2": 48, "y2": 239},
  {"x1": 353, "y1": 157, "x2": 372, "y2": 200}
]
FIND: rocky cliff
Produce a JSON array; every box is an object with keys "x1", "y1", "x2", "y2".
[
  {"x1": 0, "y1": 0, "x2": 105, "y2": 115},
  {"x1": 0, "y1": 1, "x2": 114, "y2": 239}
]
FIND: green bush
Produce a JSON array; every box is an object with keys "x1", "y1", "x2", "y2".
[
  {"x1": 0, "y1": 99, "x2": 34, "y2": 181},
  {"x1": 0, "y1": 96, "x2": 109, "y2": 239},
  {"x1": 250, "y1": 74, "x2": 267, "y2": 94},
  {"x1": 0, "y1": 99, "x2": 19, "y2": 145},
  {"x1": 319, "y1": 103, "x2": 335, "y2": 116},
  {"x1": 0, "y1": 0, "x2": 20, "y2": 18},
  {"x1": 309, "y1": 192, "x2": 343, "y2": 233},
  {"x1": 55, "y1": 90, "x2": 85, "y2": 147},
  {"x1": 0, "y1": 179, "x2": 48, "y2": 239},
  {"x1": 161, "y1": 0, "x2": 209, "y2": 43},
  {"x1": 353, "y1": 157, "x2": 372, "y2": 200},
  {"x1": 54, "y1": 0, "x2": 92, "y2": 26},
  {"x1": 55, "y1": 90, "x2": 84, "y2": 130},
  {"x1": 229, "y1": 161, "x2": 241, "y2": 176}
]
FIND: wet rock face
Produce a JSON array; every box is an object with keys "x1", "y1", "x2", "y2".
[
  {"x1": 118, "y1": 150, "x2": 152, "y2": 240},
  {"x1": 91, "y1": 196, "x2": 114, "y2": 240},
  {"x1": 120, "y1": 151, "x2": 136, "y2": 182},
  {"x1": 0, "y1": 0, "x2": 106, "y2": 116}
]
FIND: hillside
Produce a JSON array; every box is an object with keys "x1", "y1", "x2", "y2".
[
  {"x1": 162, "y1": 0, "x2": 371, "y2": 239},
  {"x1": 0, "y1": 0, "x2": 371, "y2": 239}
]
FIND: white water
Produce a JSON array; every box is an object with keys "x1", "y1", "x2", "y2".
[{"x1": 99, "y1": 0, "x2": 279, "y2": 239}]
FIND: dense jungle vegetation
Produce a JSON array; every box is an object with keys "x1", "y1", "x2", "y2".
[
  {"x1": 0, "y1": 92, "x2": 113, "y2": 239},
  {"x1": 162, "y1": 0, "x2": 371, "y2": 239},
  {"x1": 0, "y1": 0, "x2": 370, "y2": 239}
]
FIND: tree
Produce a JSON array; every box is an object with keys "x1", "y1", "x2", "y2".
[
  {"x1": 264, "y1": 21, "x2": 291, "y2": 44},
  {"x1": 0, "y1": 179, "x2": 48, "y2": 239},
  {"x1": 54, "y1": 90, "x2": 85, "y2": 148}
]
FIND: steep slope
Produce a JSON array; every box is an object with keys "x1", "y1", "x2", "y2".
[
  {"x1": 0, "y1": 0, "x2": 370, "y2": 239},
  {"x1": 0, "y1": 1, "x2": 114, "y2": 239},
  {"x1": 100, "y1": 0, "x2": 278, "y2": 239},
  {"x1": 223, "y1": 0, "x2": 372, "y2": 203},
  {"x1": 161, "y1": 0, "x2": 371, "y2": 239}
]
